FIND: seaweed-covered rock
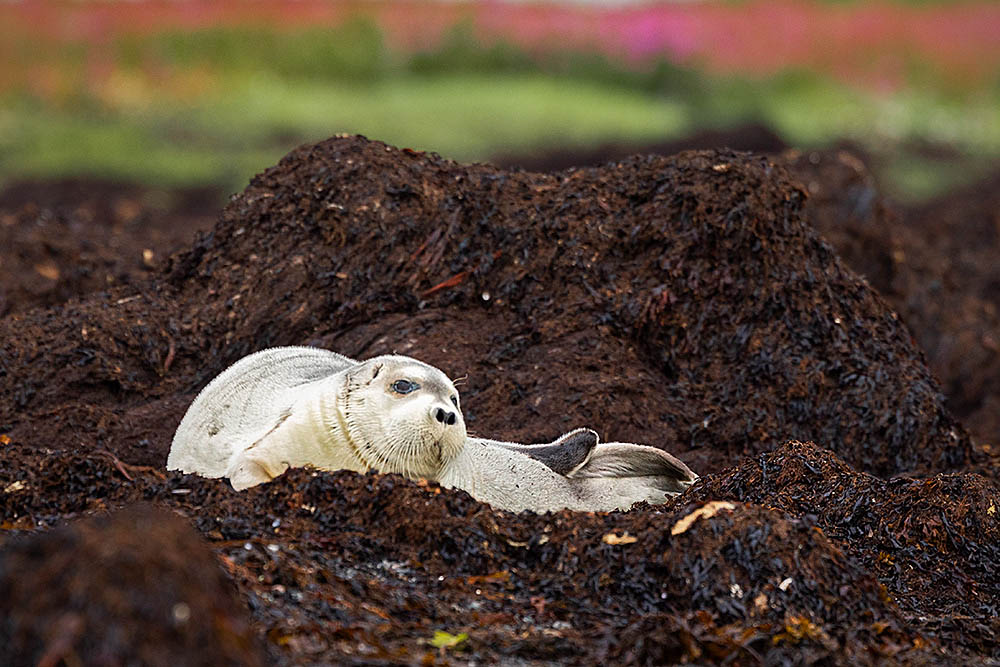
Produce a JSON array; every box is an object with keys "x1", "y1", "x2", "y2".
[{"x1": 0, "y1": 179, "x2": 216, "y2": 316}]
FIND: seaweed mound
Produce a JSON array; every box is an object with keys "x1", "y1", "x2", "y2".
[
  {"x1": 0, "y1": 504, "x2": 263, "y2": 666},
  {"x1": 690, "y1": 439, "x2": 1000, "y2": 656},
  {"x1": 786, "y1": 149, "x2": 1000, "y2": 452},
  {"x1": 0, "y1": 136, "x2": 971, "y2": 477},
  {"x1": 0, "y1": 135, "x2": 994, "y2": 664},
  {"x1": 0, "y1": 442, "x2": 945, "y2": 665},
  {"x1": 0, "y1": 179, "x2": 216, "y2": 316}
]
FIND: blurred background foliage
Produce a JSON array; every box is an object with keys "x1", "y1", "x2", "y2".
[{"x1": 1, "y1": 0, "x2": 998, "y2": 201}]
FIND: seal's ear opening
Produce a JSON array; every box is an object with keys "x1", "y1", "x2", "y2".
[
  {"x1": 569, "y1": 443, "x2": 697, "y2": 494},
  {"x1": 344, "y1": 360, "x2": 380, "y2": 388}
]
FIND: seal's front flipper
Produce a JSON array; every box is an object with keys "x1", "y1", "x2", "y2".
[
  {"x1": 227, "y1": 455, "x2": 288, "y2": 491},
  {"x1": 493, "y1": 427, "x2": 599, "y2": 476},
  {"x1": 223, "y1": 408, "x2": 297, "y2": 490},
  {"x1": 569, "y1": 443, "x2": 697, "y2": 496}
]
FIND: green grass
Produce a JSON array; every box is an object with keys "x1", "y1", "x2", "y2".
[
  {"x1": 2, "y1": 23, "x2": 998, "y2": 200},
  {"x1": 0, "y1": 73, "x2": 690, "y2": 192}
]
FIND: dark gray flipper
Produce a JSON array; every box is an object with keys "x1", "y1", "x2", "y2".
[{"x1": 493, "y1": 427, "x2": 599, "y2": 476}]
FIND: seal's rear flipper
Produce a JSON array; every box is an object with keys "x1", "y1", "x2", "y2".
[
  {"x1": 569, "y1": 443, "x2": 697, "y2": 495},
  {"x1": 492, "y1": 428, "x2": 599, "y2": 476}
]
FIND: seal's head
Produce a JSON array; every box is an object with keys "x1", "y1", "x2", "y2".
[{"x1": 339, "y1": 355, "x2": 467, "y2": 479}]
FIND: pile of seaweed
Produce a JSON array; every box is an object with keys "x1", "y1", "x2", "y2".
[
  {"x1": 492, "y1": 123, "x2": 789, "y2": 174},
  {"x1": 0, "y1": 179, "x2": 217, "y2": 316},
  {"x1": 9, "y1": 440, "x2": 985, "y2": 664},
  {"x1": 500, "y1": 134, "x2": 1000, "y2": 453},
  {"x1": 0, "y1": 136, "x2": 972, "y2": 475},
  {"x1": 0, "y1": 505, "x2": 264, "y2": 666},
  {"x1": 784, "y1": 149, "x2": 1000, "y2": 452},
  {"x1": 1, "y1": 136, "x2": 996, "y2": 664}
]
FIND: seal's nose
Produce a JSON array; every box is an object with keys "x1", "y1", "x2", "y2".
[{"x1": 434, "y1": 407, "x2": 457, "y2": 426}]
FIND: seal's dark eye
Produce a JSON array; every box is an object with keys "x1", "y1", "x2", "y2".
[
  {"x1": 450, "y1": 396, "x2": 458, "y2": 407},
  {"x1": 391, "y1": 379, "x2": 418, "y2": 395}
]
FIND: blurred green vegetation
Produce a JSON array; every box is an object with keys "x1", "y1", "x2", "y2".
[{"x1": 1, "y1": 19, "x2": 998, "y2": 200}]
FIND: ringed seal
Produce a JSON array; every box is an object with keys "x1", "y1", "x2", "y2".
[
  {"x1": 167, "y1": 347, "x2": 697, "y2": 511},
  {"x1": 168, "y1": 347, "x2": 466, "y2": 491}
]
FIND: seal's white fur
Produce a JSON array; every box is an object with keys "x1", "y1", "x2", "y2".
[
  {"x1": 445, "y1": 433, "x2": 697, "y2": 513},
  {"x1": 168, "y1": 347, "x2": 466, "y2": 491},
  {"x1": 167, "y1": 346, "x2": 697, "y2": 511}
]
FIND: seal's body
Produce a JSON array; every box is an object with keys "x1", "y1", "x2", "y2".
[
  {"x1": 444, "y1": 432, "x2": 696, "y2": 513},
  {"x1": 168, "y1": 347, "x2": 466, "y2": 491},
  {"x1": 168, "y1": 347, "x2": 697, "y2": 511}
]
